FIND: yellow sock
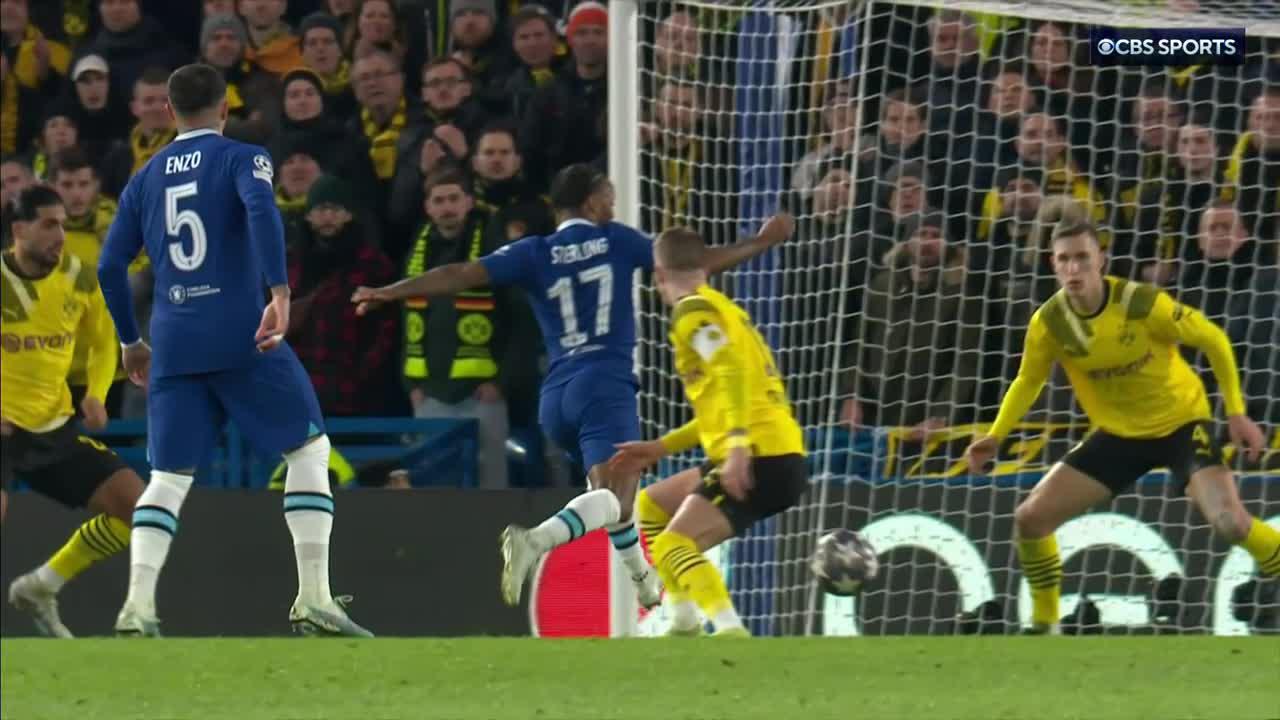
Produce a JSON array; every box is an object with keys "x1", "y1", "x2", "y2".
[
  {"x1": 46, "y1": 514, "x2": 130, "y2": 584},
  {"x1": 1241, "y1": 518, "x2": 1280, "y2": 578},
  {"x1": 652, "y1": 530, "x2": 738, "y2": 627},
  {"x1": 1018, "y1": 534, "x2": 1062, "y2": 627},
  {"x1": 636, "y1": 489, "x2": 692, "y2": 605}
]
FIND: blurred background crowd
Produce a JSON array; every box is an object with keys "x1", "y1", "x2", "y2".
[{"x1": 1, "y1": 0, "x2": 1277, "y2": 488}]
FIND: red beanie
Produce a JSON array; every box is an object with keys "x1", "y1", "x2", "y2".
[{"x1": 567, "y1": 1, "x2": 607, "y2": 38}]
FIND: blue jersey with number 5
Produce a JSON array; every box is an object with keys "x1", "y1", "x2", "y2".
[
  {"x1": 99, "y1": 129, "x2": 289, "y2": 378},
  {"x1": 480, "y1": 218, "x2": 653, "y2": 387}
]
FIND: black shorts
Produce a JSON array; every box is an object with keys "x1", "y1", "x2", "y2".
[
  {"x1": 1061, "y1": 419, "x2": 1225, "y2": 495},
  {"x1": 0, "y1": 421, "x2": 129, "y2": 508},
  {"x1": 696, "y1": 453, "x2": 809, "y2": 537}
]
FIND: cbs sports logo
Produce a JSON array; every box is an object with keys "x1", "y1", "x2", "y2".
[{"x1": 1089, "y1": 27, "x2": 1245, "y2": 66}]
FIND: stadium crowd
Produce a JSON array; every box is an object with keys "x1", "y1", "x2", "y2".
[{"x1": 1, "y1": 0, "x2": 1277, "y2": 489}]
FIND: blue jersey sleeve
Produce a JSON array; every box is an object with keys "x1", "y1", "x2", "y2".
[
  {"x1": 233, "y1": 147, "x2": 288, "y2": 289},
  {"x1": 612, "y1": 222, "x2": 654, "y2": 272},
  {"x1": 98, "y1": 179, "x2": 144, "y2": 344},
  {"x1": 479, "y1": 236, "x2": 536, "y2": 289}
]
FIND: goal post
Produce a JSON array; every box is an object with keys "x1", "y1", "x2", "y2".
[{"x1": 611, "y1": 0, "x2": 1280, "y2": 637}]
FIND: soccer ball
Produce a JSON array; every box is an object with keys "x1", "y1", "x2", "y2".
[{"x1": 810, "y1": 529, "x2": 879, "y2": 596}]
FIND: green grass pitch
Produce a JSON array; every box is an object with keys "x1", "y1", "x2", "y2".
[{"x1": 1, "y1": 637, "x2": 1273, "y2": 719}]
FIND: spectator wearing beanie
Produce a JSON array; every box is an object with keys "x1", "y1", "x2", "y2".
[
  {"x1": 273, "y1": 136, "x2": 325, "y2": 234},
  {"x1": 287, "y1": 174, "x2": 398, "y2": 417},
  {"x1": 239, "y1": 0, "x2": 303, "y2": 76},
  {"x1": 83, "y1": 0, "x2": 187, "y2": 106},
  {"x1": 26, "y1": 100, "x2": 80, "y2": 182},
  {"x1": 503, "y1": 4, "x2": 561, "y2": 121},
  {"x1": 201, "y1": 14, "x2": 280, "y2": 146},
  {"x1": 298, "y1": 11, "x2": 355, "y2": 119},
  {"x1": 447, "y1": 0, "x2": 516, "y2": 115},
  {"x1": 519, "y1": 1, "x2": 608, "y2": 188}
]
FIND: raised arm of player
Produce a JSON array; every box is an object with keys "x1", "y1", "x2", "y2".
[
  {"x1": 234, "y1": 150, "x2": 291, "y2": 350},
  {"x1": 702, "y1": 213, "x2": 795, "y2": 274},
  {"x1": 352, "y1": 262, "x2": 491, "y2": 316},
  {"x1": 1145, "y1": 290, "x2": 1263, "y2": 460},
  {"x1": 967, "y1": 312, "x2": 1055, "y2": 472},
  {"x1": 98, "y1": 180, "x2": 144, "y2": 345}
]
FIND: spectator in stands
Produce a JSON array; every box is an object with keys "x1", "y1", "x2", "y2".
[
  {"x1": 63, "y1": 54, "x2": 128, "y2": 166},
  {"x1": 84, "y1": 0, "x2": 186, "y2": 106},
  {"x1": 201, "y1": 14, "x2": 280, "y2": 146},
  {"x1": 1178, "y1": 202, "x2": 1260, "y2": 326},
  {"x1": 286, "y1": 174, "x2": 398, "y2": 417},
  {"x1": 204, "y1": 0, "x2": 236, "y2": 16},
  {"x1": 471, "y1": 123, "x2": 553, "y2": 240},
  {"x1": 870, "y1": 158, "x2": 931, "y2": 243},
  {"x1": 1113, "y1": 79, "x2": 1186, "y2": 228},
  {"x1": 27, "y1": 101, "x2": 80, "y2": 181},
  {"x1": 504, "y1": 4, "x2": 559, "y2": 121},
  {"x1": 840, "y1": 210, "x2": 984, "y2": 437},
  {"x1": 639, "y1": 78, "x2": 737, "y2": 244},
  {"x1": 654, "y1": 9, "x2": 701, "y2": 79},
  {"x1": 0, "y1": 41, "x2": 49, "y2": 155},
  {"x1": 402, "y1": 169, "x2": 518, "y2": 489},
  {"x1": 1022, "y1": 20, "x2": 1117, "y2": 171},
  {"x1": 970, "y1": 61, "x2": 1036, "y2": 181},
  {"x1": 791, "y1": 87, "x2": 858, "y2": 203},
  {"x1": 101, "y1": 66, "x2": 175, "y2": 197},
  {"x1": 973, "y1": 164, "x2": 1043, "y2": 282},
  {"x1": 348, "y1": 48, "x2": 408, "y2": 217},
  {"x1": 388, "y1": 57, "x2": 489, "y2": 238},
  {"x1": 346, "y1": 0, "x2": 405, "y2": 62},
  {"x1": 1229, "y1": 244, "x2": 1280, "y2": 428},
  {"x1": 50, "y1": 147, "x2": 117, "y2": 271},
  {"x1": 1222, "y1": 86, "x2": 1280, "y2": 243},
  {"x1": 519, "y1": 1, "x2": 608, "y2": 188},
  {"x1": 448, "y1": 0, "x2": 515, "y2": 113},
  {"x1": 0, "y1": 154, "x2": 32, "y2": 248},
  {"x1": 1, "y1": 0, "x2": 72, "y2": 89},
  {"x1": 298, "y1": 12, "x2": 353, "y2": 118},
  {"x1": 238, "y1": 0, "x2": 302, "y2": 75},
  {"x1": 917, "y1": 9, "x2": 980, "y2": 136},
  {"x1": 273, "y1": 137, "x2": 323, "y2": 233},
  {"x1": 325, "y1": 0, "x2": 357, "y2": 33}
]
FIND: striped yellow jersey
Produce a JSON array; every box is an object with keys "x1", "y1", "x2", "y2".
[
  {"x1": 661, "y1": 285, "x2": 805, "y2": 462},
  {"x1": 990, "y1": 276, "x2": 1244, "y2": 440},
  {"x1": 1, "y1": 251, "x2": 117, "y2": 430}
]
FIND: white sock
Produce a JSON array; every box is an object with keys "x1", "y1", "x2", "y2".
[
  {"x1": 713, "y1": 606, "x2": 744, "y2": 632},
  {"x1": 125, "y1": 471, "x2": 193, "y2": 616},
  {"x1": 527, "y1": 487, "x2": 621, "y2": 552},
  {"x1": 671, "y1": 597, "x2": 700, "y2": 630},
  {"x1": 35, "y1": 564, "x2": 65, "y2": 592},
  {"x1": 606, "y1": 522, "x2": 650, "y2": 578},
  {"x1": 283, "y1": 435, "x2": 334, "y2": 607}
]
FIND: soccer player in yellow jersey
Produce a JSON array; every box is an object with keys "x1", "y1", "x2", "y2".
[
  {"x1": 1, "y1": 186, "x2": 144, "y2": 637},
  {"x1": 966, "y1": 219, "x2": 1278, "y2": 634},
  {"x1": 609, "y1": 227, "x2": 808, "y2": 637}
]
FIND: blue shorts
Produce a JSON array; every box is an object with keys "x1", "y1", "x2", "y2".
[
  {"x1": 539, "y1": 368, "x2": 639, "y2": 471},
  {"x1": 147, "y1": 344, "x2": 324, "y2": 471}
]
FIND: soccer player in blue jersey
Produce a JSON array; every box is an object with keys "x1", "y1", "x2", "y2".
[
  {"x1": 353, "y1": 163, "x2": 792, "y2": 607},
  {"x1": 97, "y1": 64, "x2": 371, "y2": 637}
]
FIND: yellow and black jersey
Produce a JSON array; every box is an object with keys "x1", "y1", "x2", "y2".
[
  {"x1": 1, "y1": 251, "x2": 117, "y2": 431},
  {"x1": 990, "y1": 276, "x2": 1245, "y2": 440},
  {"x1": 659, "y1": 284, "x2": 805, "y2": 462}
]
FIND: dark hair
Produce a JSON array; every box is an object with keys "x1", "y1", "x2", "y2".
[
  {"x1": 50, "y1": 147, "x2": 96, "y2": 181},
  {"x1": 654, "y1": 227, "x2": 705, "y2": 271},
  {"x1": 136, "y1": 65, "x2": 172, "y2": 90},
  {"x1": 10, "y1": 185, "x2": 64, "y2": 223},
  {"x1": 423, "y1": 55, "x2": 471, "y2": 81},
  {"x1": 166, "y1": 64, "x2": 227, "y2": 116},
  {"x1": 476, "y1": 121, "x2": 518, "y2": 146},
  {"x1": 510, "y1": 4, "x2": 556, "y2": 36},
  {"x1": 424, "y1": 166, "x2": 472, "y2": 197},
  {"x1": 549, "y1": 163, "x2": 608, "y2": 212}
]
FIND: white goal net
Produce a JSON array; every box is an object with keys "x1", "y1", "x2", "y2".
[{"x1": 614, "y1": 0, "x2": 1279, "y2": 636}]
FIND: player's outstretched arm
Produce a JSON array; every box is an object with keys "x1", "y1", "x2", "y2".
[
  {"x1": 352, "y1": 261, "x2": 490, "y2": 316},
  {"x1": 967, "y1": 314, "x2": 1054, "y2": 474},
  {"x1": 1147, "y1": 292, "x2": 1264, "y2": 461},
  {"x1": 702, "y1": 213, "x2": 795, "y2": 274},
  {"x1": 609, "y1": 420, "x2": 700, "y2": 474}
]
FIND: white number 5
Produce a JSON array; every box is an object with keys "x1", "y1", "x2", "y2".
[{"x1": 165, "y1": 182, "x2": 207, "y2": 271}]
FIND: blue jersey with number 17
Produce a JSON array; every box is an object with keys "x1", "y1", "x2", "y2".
[{"x1": 480, "y1": 218, "x2": 654, "y2": 388}]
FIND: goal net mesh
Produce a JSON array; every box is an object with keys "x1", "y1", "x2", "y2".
[{"x1": 627, "y1": 0, "x2": 1279, "y2": 636}]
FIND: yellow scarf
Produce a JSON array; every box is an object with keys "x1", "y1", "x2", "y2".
[
  {"x1": 661, "y1": 140, "x2": 700, "y2": 230},
  {"x1": 11, "y1": 25, "x2": 71, "y2": 89},
  {"x1": 129, "y1": 125, "x2": 177, "y2": 175},
  {"x1": 320, "y1": 60, "x2": 351, "y2": 95},
  {"x1": 32, "y1": 150, "x2": 48, "y2": 181},
  {"x1": 1, "y1": 72, "x2": 18, "y2": 153},
  {"x1": 276, "y1": 186, "x2": 308, "y2": 215},
  {"x1": 361, "y1": 98, "x2": 406, "y2": 180}
]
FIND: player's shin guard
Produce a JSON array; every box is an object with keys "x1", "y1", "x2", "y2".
[
  {"x1": 1241, "y1": 518, "x2": 1280, "y2": 578},
  {"x1": 637, "y1": 490, "x2": 699, "y2": 628},
  {"x1": 41, "y1": 514, "x2": 131, "y2": 591},
  {"x1": 126, "y1": 471, "x2": 193, "y2": 616},
  {"x1": 1018, "y1": 534, "x2": 1063, "y2": 628},
  {"x1": 652, "y1": 530, "x2": 741, "y2": 631},
  {"x1": 527, "y1": 487, "x2": 620, "y2": 552},
  {"x1": 283, "y1": 435, "x2": 335, "y2": 606}
]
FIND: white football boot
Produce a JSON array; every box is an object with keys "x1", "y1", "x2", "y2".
[
  {"x1": 500, "y1": 524, "x2": 541, "y2": 607},
  {"x1": 8, "y1": 572, "x2": 72, "y2": 638},
  {"x1": 289, "y1": 595, "x2": 374, "y2": 638},
  {"x1": 115, "y1": 604, "x2": 162, "y2": 637}
]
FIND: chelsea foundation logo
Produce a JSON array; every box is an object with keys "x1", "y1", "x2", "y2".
[{"x1": 168, "y1": 285, "x2": 188, "y2": 305}]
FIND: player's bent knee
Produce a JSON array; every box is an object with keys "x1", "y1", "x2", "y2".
[
  {"x1": 286, "y1": 433, "x2": 330, "y2": 462},
  {"x1": 93, "y1": 469, "x2": 145, "y2": 523},
  {"x1": 1013, "y1": 500, "x2": 1056, "y2": 540}
]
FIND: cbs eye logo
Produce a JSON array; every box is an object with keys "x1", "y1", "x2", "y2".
[{"x1": 1096, "y1": 38, "x2": 1116, "y2": 55}]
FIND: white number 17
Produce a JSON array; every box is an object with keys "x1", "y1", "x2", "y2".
[{"x1": 547, "y1": 265, "x2": 613, "y2": 348}]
